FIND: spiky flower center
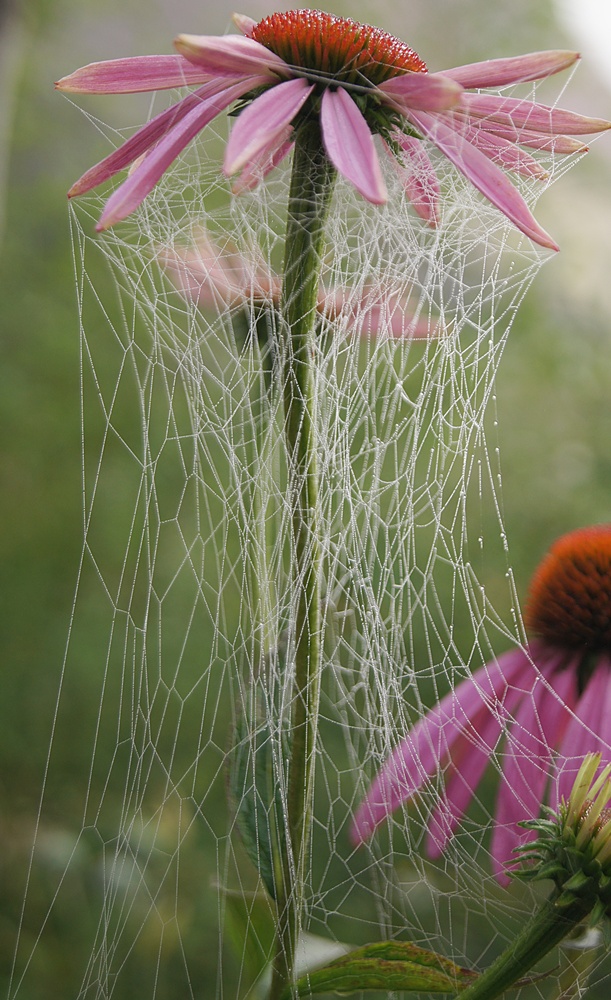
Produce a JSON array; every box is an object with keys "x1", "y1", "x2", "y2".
[
  {"x1": 251, "y1": 9, "x2": 427, "y2": 88},
  {"x1": 525, "y1": 525, "x2": 611, "y2": 652}
]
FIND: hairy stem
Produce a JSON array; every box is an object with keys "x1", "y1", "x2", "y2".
[
  {"x1": 268, "y1": 120, "x2": 335, "y2": 1000},
  {"x1": 457, "y1": 893, "x2": 592, "y2": 1000}
]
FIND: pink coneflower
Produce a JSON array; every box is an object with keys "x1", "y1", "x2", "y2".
[
  {"x1": 351, "y1": 525, "x2": 611, "y2": 881},
  {"x1": 56, "y1": 10, "x2": 609, "y2": 244},
  {"x1": 160, "y1": 231, "x2": 439, "y2": 340}
]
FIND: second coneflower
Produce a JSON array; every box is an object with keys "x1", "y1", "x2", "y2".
[{"x1": 351, "y1": 524, "x2": 611, "y2": 880}]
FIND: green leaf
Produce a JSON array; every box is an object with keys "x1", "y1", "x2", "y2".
[
  {"x1": 227, "y1": 708, "x2": 289, "y2": 902},
  {"x1": 280, "y1": 940, "x2": 478, "y2": 998},
  {"x1": 223, "y1": 888, "x2": 276, "y2": 998}
]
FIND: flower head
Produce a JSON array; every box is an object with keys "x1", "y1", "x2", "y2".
[
  {"x1": 351, "y1": 525, "x2": 611, "y2": 881},
  {"x1": 516, "y1": 753, "x2": 611, "y2": 924},
  {"x1": 56, "y1": 10, "x2": 609, "y2": 244},
  {"x1": 159, "y1": 231, "x2": 441, "y2": 340}
]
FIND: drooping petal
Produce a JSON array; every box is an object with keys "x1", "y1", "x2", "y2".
[
  {"x1": 460, "y1": 92, "x2": 611, "y2": 136},
  {"x1": 224, "y1": 77, "x2": 313, "y2": 176},
  {"x1": 555, "y1": 660, "x2": 610, "y2": 805},
  {"x1": 407, "y1": 109, "x2": 558, "y2": 250},
  {"x1": 175, "y1": 33, "x2": 290, "y2": 79},
  {"x1": 378, "y1": 71, "x2": 463, "y2": 111},
  {"x1": 96, "y1": 78, "x2": 257, "y2": 230},
  {"x1": 230, "y1": 126, "x2": 294, "y2": 194},
  {"x1": 350, "y1": 648, "x2": 530, "y2": 845},
  {"x1": 388, "y1": 133, "x2": 440, "y2": 225},
  {"x1": 489, "y1": 656, "x2": 577, "y2": 881},
  {"x1": 320, "y1": 87, "x2": 387, "y2": 205},
  {"x1": 68, "y1": 78, "x2": 257, "y2": 198},
  {"x1": 441, "y1": 50, "x2": 579, "y2": 88},
  {"x1": 426, "y1": 678, "x2": 526, "y2": 859},
  {"x1": 55, "y1": 54, "x2": 213, "y2": 94},
  {"x1": 460, "y1": 123, "x2": 548, "y2": 179},
  {"x1": 464, "y1": 118, "x2": 589, "y2": 155}
]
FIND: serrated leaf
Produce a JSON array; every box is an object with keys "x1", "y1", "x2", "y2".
[
  {"x1": 227, "y1": 710, "x2": 289, "y2": 902},
  {"x1": 280, "y1": 940, "x2": 478, "y2": 998}
]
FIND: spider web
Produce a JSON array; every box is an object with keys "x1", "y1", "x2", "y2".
[{"x1": 9, "y1": 80, "x2": 611, "y2": 1000}]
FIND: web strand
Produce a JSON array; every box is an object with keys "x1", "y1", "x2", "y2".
[{"x1": 10, "y1": 80, "x2": 610, "y2": 1000}]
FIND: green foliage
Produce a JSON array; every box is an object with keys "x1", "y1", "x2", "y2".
[
  {"x1": 228, "y1": 705, "x2": 290, "y2": 902},
  {"x1": 281, "y1": 940, "x2": 478, "y2": 998}
]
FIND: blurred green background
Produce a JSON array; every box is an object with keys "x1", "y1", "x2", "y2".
[{"x1": 1, "y1": 0, "x2": 610, "y2": 996}]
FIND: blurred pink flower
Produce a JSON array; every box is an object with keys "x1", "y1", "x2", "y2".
[
  {"x1": 56, "y1": 10, "x2": 609, "y2": 244},
  {"x1": 351, "y1": 524, "x2": 611, "y2": 881},
  {"x1": 160, "y1": 231, "x2": 438, "y2": 340}
]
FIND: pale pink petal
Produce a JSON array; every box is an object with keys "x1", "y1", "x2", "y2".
[
  {"x1": 160, "y1": 237, "x2": 279, "y2": 309},
  {"x1": 323, "y1": 284, "x2": 438, "y2": 339},
  {"x1": 320, "y1": 87, "x2": 387, "y2": 205},
  {"x1": 224, "y1": 78, "x2": 313, "y2": 176},
  {"x1": 460, "y1": 93, "x2": 611, "y2": 136},
  {"x1": 175, "y1": 33, "x2": 289, "y2": 79},
  {"x1": 407, "y1": 109, "x2": 558, "y2": 250},
  {"x1": 356, "y1": 297, "x2": 438, "y2": 339},
  {"x1": 460, "y1": 124, "x2": 548, "y2": 179},
  {"x1": 232, "y1": 13, "x2": 257, "y2": 37},
  {"x1": 441, "y1": 51, "x2": 579, "y2": 88},
  {"x1": 68, "y1": 79, "x2": 253, "y2": 198},
  {"x1": 490, "y1": 661, "x2": 576, "y2": 881},
  {"x1": 555, "y1": 660, "x2": 610, "y2": 805},
  {"x1": 97, "y1": 78, "x2": 257, "y2": 230},
  {"x1": 231, "y1": 127, "x2": 294, "y2": 194},
  {"x1": 56, "y1": 54, "x2": 212, "y2": 94},
  {"x1": 378, "y1": 72, "x2": 463, "y2": 111},
  {"x1": 388, "y1": 133, "x2": 440, "y2": 225},
  {"x1": 350, "y1": 648, "x2": 530, "y2": 845}
]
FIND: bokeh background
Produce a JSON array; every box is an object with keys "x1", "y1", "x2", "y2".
[{"x1": 1, "y1": 0, "x2": 610, "y2": 996}]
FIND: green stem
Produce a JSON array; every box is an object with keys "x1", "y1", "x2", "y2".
[
  {"x1": 457, "y1": 893, "x2": 592, "y2": 1000},
  {"x1": 268, "y1": 119, "x2": 336, "y2": 1000},
  {"x1": 248, "y1": 309, "x2": 277, "y2": 676}
]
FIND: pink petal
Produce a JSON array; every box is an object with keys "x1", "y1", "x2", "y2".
[
  {"x1": 320, "y1": 88, "x2": 387, "y2": 205},
  {"x1": 56, "y1": 54, "x2": 213, "y2": 94},
  {"x1": 490, "y1": 660, "x2": 576, "y2": 881},
  {"x1": 231, "y1": 127, "x2": 294, "y2": 194},
  {"x1": 555, "y1": 660, "x2": 610, "y2": 805},
  {"x1": 441, "y1": 51, "x2": 579, "y2": 88},
  {"x1": 232, "y1": 13, "x2": 257, "y2": 37},
  {"x1": 224, "y1": 78, "x2": 313, "y2": 176},
  {"x1": 350, "y1": 648, "x2": 530, "y2": 845},
  {"x1": 96, "y1": 78, "x2": 257, "y2": 230},
  {"x1": 461, "y1": 124, "x2": 548, "y2": 180},
  {"x1": 378, "y1": 72, "x2": 463, "y2": 111},
  {"x1": 175, "y1": 33, "x2": 289, "y2": 79},
  {"x1": 388, "y1": 133, "x2": 440, "y2": 225},
  {"x1": 426, "y1": 677, "x2": 526, "y2": 858},
  {"x1": 460, "y1": 93, "x2": 611, "y2": 136},
  {"x1": 598, "y1": 654, "x2": 611, "y2": 754},
  {"x1": 407, "y1": 109, "x2": 558, "y2": 250},
  {"x1": 69, "y1": 79, "x2": 251, "y2": 197},
  {"x1": 456, "y1": 114, "x2": 589, "y2": 153}
]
